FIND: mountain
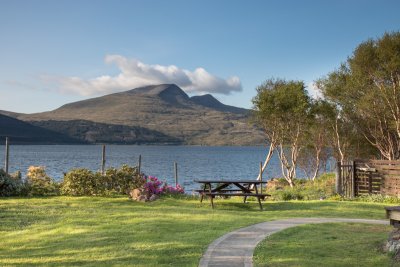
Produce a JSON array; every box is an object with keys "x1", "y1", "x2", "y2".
[
  {"x1": 0, "y1": 114, "x2": 84, "y2": 144},
  {"x1": 30, "y1": 120, "x2": 181, "y2": 144},
  {"x1": 190, "y1": 94, "x2": 248, "y2": 114},
  {"x1": 2, "y1": 84, "x2": 265, "y2": 145}
]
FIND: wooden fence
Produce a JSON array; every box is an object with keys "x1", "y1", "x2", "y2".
[{"x1": 337, "y1": 159, "x2": 400, "y2": 197}]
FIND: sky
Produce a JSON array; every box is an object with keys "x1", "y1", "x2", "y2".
[{"x1": 0, "y1": 0, "x2": 399, "y2": 113}]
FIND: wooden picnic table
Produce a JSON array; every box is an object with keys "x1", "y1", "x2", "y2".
[{"x1": 195, "y1": 179, "x2": 270, "y2": 210}]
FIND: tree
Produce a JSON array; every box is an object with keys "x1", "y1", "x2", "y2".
[
  {"x1": 317, "y1": 32, "x2": 400, "y2": 160},
  {"x1": 253, "y1": 79, "x2": 311, "y2": 187},
  {"x1": 298, "y1": 100, "x2": 333, "y2": 180}
]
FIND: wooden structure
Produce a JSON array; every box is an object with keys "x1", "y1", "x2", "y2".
[
  {"x1": 337, "y1": 159, "x2": 400, "y2": 197},
  {"x1": 385, "y1": 206, "x2": 400, "y2": 228},
  {"x1": 4, "y1": 137, "x2": 9, "y2": 174},
  {"x1": 195, "y1": 179, "x2": 270, "y2": 210}
]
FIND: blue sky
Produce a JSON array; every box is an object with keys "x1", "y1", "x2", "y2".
[{"x1": 1, "y1": 0, "x2": 399, "y2": 113}]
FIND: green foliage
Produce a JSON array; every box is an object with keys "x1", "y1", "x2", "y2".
[
  {"x1": 0, "y1": 169, "x2": 24, "y2": 196},
  {"x1": 61, "y1": 165, "x2": 144, "y2": 196},
  {"x1": 253, "y1": 78, "x2": 314, "y2": 186},
  {"x1": 61, "y1": 169, "x2": 105, "y2": 196},
  {"x1": 252, "y1": 78, "x2": 312, "y2": 139},
  {"x1": 26, "y1": 166, "x2": 59, "y2": 196},
  {"x1": 318, "y1": 31, "x2": 400, "y2": 160},
  {"x1": 354, "y1": 194, "x2": 400, "y2": 204},
  {"x1": 104, "y1": 165, "x2": 144, "y2": 194},
  {"x1": 267, "y1": 173, "x2": 336, "y2": 201}
]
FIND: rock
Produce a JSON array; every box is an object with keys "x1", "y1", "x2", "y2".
[
  {"x1": 149, "y1": 194, "x2": 159, "y2": 202},
  {"x1": 129, "y1": 188, "x2": 142, "y2": 200},
  {"x1": 138, "y1": 195, "x2": 148, "y2": 202}
]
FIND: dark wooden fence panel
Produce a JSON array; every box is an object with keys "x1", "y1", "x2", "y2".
[
  {"x1": 337, "y1": 161, "x2": 355, "y2": 198},
  {"x1": 337, "y1": 159, "x2": 400, "y2": 197}
]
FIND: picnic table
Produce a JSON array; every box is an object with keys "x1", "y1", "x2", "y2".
[{"x1": 195, "y1": 179, "x2": 270, "y2": 210}]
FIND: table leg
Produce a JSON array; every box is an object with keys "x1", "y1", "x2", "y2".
[
  {"x1": 254, "y1": 184, "x2": 263, "y2": 210},
  {"x1": 243, "y1": 183, "x2": 251, "y2": 203},
  {"x1": 200, "y1": 183, "x2": 206, "y2": 203},
  {"x1": 205, "y1": 183, "x2": 214, "y2": 209}
]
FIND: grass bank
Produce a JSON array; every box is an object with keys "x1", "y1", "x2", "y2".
[
  {"x1": 253, "y1": 223, "x2": 393, "y2": 267},
  {"x1": 0, "y1": 196, "x2": 393, "y2": 266}
]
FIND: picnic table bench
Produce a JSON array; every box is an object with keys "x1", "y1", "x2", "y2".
[{"x1": 195, "y1": 179, "x2": 270, "y2": 210}]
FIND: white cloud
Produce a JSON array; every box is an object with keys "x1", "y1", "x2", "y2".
[{"x1": 51, "y1": 55, "x2": 242, "y2": 96}]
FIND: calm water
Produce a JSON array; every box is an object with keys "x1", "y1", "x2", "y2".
[{"x1": 0, "y1": 145, "x2": 284, "y2": 192}]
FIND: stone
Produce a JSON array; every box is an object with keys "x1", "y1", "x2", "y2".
[
  {"x1": 149, "y1": 194, "x2": 159, "y2": 202},
  {"x1": 129, "y1": 188, "x2": 142, "y2": 200},
  {"x1": 138, "y1": 195, "x2": 148, "y2": 202}
]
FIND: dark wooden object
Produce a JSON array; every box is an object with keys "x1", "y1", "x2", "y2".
[
  {"x1": 195, "y1": 180, "x2": 270, "y2": 210},
  {"x1": 101, "y1": 145, "x2": 106, "y2": 175},
  {"x1": 385, "y1": 206, "x2": 400, "y2": 228},
  {"x1": 4, "y1": 137, "x2": 9, "y2": 174}
]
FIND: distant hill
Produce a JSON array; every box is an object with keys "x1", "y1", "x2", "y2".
[
  {"x1": 31, "y1": 120, "x2": 181, "y2": 144},
  {"x1": 0, "y1": 114, "x2": 84, "y2": 144},
  {"x1": 2, "y1": 84, "x2": 265, "y2": 145}
]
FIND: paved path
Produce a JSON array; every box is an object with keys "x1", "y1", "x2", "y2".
[{"x1": 198, "y1": 218, "x2": 388, "y2": 267}]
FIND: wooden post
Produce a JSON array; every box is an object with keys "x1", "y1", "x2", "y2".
[
  {"x1": 259, "y1": 161, "x2": 263, "y2": 192},
  {"x1": 174, "y1": 162, "x2": 178, "y2": 187},
  {"x1": 352, "y1": 160, "x2": 357, "y2": 198},
  {"x1": 335, "y1": 161, "x2": 342, "y2": 195},
  {"x1": 138, "y1": 154, "x2": 142, "y2": 174},
  {"x1": 4, "y1": 137, "x2": 9, "y2": 174},
  {"x1": 101, "y1": 145, "x2": 106, "y2": 175}
]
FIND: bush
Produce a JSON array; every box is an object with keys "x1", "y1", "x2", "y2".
[
  {"x1": 105, "y1": 165, "x2": 145, "y2": 194},
  {"x1": 142, "y1": 176, "x2": 185, "y2": 196},
  {"x1": 26, "y1": 166, "x2": 59, "y2": 196},
  {"x1": 61, "y1": 165, "x2": 145, "y2": 196},
  {"x1": 354, "y1": 194, "x2": 400, "y2": 204},
  {"x1": 0, "y1": 169, "x2": 24, "y2": 196},
  {"x1": 267, "y1": 173, "x2": 336, "y2": 201},
  {"x1": 61, "y1": 169, "x2": 103, "y2": 196}
]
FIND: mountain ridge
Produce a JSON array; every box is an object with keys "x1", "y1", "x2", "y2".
[{"x1": 1, "y1": 84, "x2": 265, "y2": 145}]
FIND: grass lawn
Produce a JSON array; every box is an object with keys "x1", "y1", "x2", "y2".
[
  {"x1": 253, "y1": 223, "x2": 394, "y2": 267},
  {"x1": 0, "y1": 196, "x2": 395, "y2": 266}
]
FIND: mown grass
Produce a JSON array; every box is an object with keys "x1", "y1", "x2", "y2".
[
  {"x1": 0, "y1": 196, "x2": 394, "y2": 266},
  {"x1": 253, "y1": 223, "x2": 394, "y2": 267}
]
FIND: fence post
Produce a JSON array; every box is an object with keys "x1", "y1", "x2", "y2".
[
  {"x1": 335, "y1": 161, "x2": 342, "y2": 195},
  {"x1": 138, "y1": 154, "x2": 142, "y2": 174},
  {"x1": 259, "y1": 161, "x2": 263, "y2": 192},
  {"x1": 174, "y1": 162, "x2": 178, "y2": 187},
  {"x1": 352, "y1": 160, "x2": 356, "y2": 198},
  {"x1": 4, "y1": 137, "x2": 9, "y2": 174},
  {"x1": 101, "y1": 145, "x2": 106, "y2": 175}
]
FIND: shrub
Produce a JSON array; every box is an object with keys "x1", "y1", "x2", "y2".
[
  {"x1": 267, "y1": 173, "x2": 336, "y2": 201},
  {"x1": 163, "y1": 184, "x2": 185, "y2": 195},
  {"x1": 142, "y1": 176, "x2": 184, "y2": 197},
  {"x1": 143, "y1": 176, "x2": 163, "y2": 196},
  {"x1": 26, "y1": 166, "x2": 59, "y2": 196},
  {"x1": 354, "y1": 194, "x2": 400, "y2": 204},
  {"x1": 105, "y1": 165, "x2": 144, "y2": 194},
  {"x1": 61, "y1": 165, "x2": 145, "y2": 196},
  {"x1": 0, "y1": 169, "x2": 24, "y2": 196},
  {"x1": 61, "y1": 169, "x2": 101, "y2": 196}
]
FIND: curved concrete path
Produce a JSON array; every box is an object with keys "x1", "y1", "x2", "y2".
[{"x1": 198, "y1": 218, "x2": 388, "y2": 267}]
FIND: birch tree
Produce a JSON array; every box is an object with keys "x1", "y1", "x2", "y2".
[{"x1": 253, "y1": 79, "x2": 311, "y2": 187}]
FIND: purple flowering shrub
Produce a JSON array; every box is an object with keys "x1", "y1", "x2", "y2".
[
  {"x1": 142, "y1": 175, "x2": 184, "y2": 196},
  {"x1": 162, "y1": 184, "x2": 184, "y2": 194}
]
